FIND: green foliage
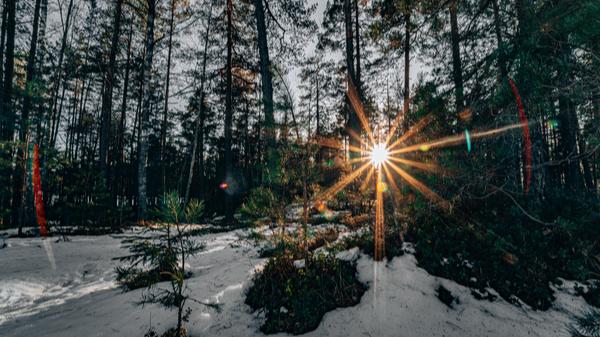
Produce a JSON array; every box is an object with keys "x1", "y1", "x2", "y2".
[
  {"x1": 239, "y1": 187, "x2": 282, "y2": 222},
  {"x1": 245, "y1": 254, "x2": 366, "y2": 335},
  {"x1": 408, "y1": 202, "x2": 599, "y2": 310},
  {"x1": 339, "y1": 226, "x2": 405, "y2": 261},
  {"x1": 116, "y1": 192, "x2": 213, "y2": 336},
  {"x1": 569, "y1": 309, "x2": 600, "y2": 337}
]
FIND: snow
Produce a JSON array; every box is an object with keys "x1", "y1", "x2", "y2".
[{"x1": 0, "y1": 228, "x2": 593, "y2": 337}]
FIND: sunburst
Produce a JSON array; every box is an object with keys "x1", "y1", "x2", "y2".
[{"x1": 312, "y1": 77, "x2": 527, "y2": 261}]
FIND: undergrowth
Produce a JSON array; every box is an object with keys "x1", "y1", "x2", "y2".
[
  {"x1": 408, "y1": 202, "x2": 598, "y2": 310},
  {"x1": 245, "y1": 254, "x2": 366, "y2": 334}
]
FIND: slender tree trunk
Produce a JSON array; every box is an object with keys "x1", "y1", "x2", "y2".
[
  {"x1": 0, "y1": 0, "x2": 8, "y2": 98},
  {"x1": 160, "y1": 0, "x2": 175, "y2": 197},
  {"x1": 20, "y1": 0, "x2": 42, "y2": 142},
  {"x1": 0, "y1": 0, "x2": 16, "y2": 141},
  {"x1": 34, "y1": 0, "x2": 48, "y2": 144},
  {"x1": 12, "y1": 0, "x2": 41, "y2": 233},
  {"x1": 449, "y1": 0, "x2": 464, "y2": 114},
  {"x1": 100, "y1": 0, "x2": 124, "y2": 188},
  {"x1": 48, "y1": 0, "x2": 74, "y2": 148},
  {"x1": 116, "y1": 19, "x2": 133, "y2": 196},
  {"x1": 492, "y1": 0, "x2": 507, "y2": 79},
  {"x1": 344, "y1": 0, "x2": 359, "y2": 163},
  {"x1": 224, "y1": 0, "x2": 234, "y2": 223},
  {"x1": 253, "y1": 0, "x2": 276, "y2": 185},
  {"x1": 403, "y1": 11, "x2": 410, "y2": 117},
  {"x1": 354, "y1": 0, "x2": 361, "y2": 88},
  {"x1": 184, "y1": 2, "x2": 213, "y2": 205},
  {"x1": 316, "y1": 69, "x2": 320, "y2": 136},
  {"x1": 138, "y1": 0, "x2": 156, "y2": 220}
]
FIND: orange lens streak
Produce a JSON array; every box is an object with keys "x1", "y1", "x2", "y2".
[
  {"x1": 382, "y1": 165, "x2": 402, "y2": 199},
  {"x1": 374, "y1": 168, "x2": 385, "y2": 261},
  {"x1": 388, "y1": 156, "x2": 442, "y2": 173},
  {"x1": 360, "y1": 166, "x2": 375, "y2": 192},
  {"x1": 387, "y1": 161, "x2": 448, "y2": 209},
  {"x1": 387, "y1": 114, "x2": 434, "y2": 151},
  {"x1": 348, "y1": 156, "x2": 369, "y2": 165},
  {"x1": 389, "y1": 123, "x2": 525, "y2": 156},
  {"x1": 317, "y1": 161, "x2": 371, "y2": 201},
  {"x1": 347, "y1": 76, "x2": 376, "y2": 145}
]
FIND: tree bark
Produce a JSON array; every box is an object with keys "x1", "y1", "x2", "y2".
[
  {"x1": 48, "y1": 0, "x2": 74, "y2": 148},
  {"x1": 354, "y1": 0, "x2": 361, "y2": 88},
  {"x1": 138, "y1": 0, "x2": 156, "y2": 220},
  {"x1": 115, "y1": 18, "x2": 133, "y2": 198},
  {"x1": 0, "y1": 0, "x2": 8, "y2": 95},
  {"x1": 224, "y1": 0, "x2": 234, "y2": 223},
  {"x1": 492, "y1": 0, "x2": 507, "y2": 79},
  {"x1": 160, "y1": 0, "x2": 175, "y2": 197},
  {"x1": 0, "y1": 0, "x2": 16, "y2": 141},
  {"x1": 403, "y1": 11, "x2": 410, "y2": 117},
  {"x1": 20, "y1": 0, "x2": 42, "y2": 141},
  {"x1": 449, "y1": 0, "x2": 464, "y2": 114},
  {"x1": 344, "y1": 0, "x2": 359, "y2": 163},
  {"x1": 184, "y1": 2, "x2": 213, "y2": 205},
  {"x1": 254, "y1": 0, "x2": 277, "y2": 185},
  {"x1": 100, "y1": 0, "x2": 124, "y2": 188},
  {"x1": 12, "y1": 0, "x2": 41, "y2": 232}
]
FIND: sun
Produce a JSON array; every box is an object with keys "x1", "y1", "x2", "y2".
[{"x1": 370, "y1": 143, "x2": 389, "y2": 168}]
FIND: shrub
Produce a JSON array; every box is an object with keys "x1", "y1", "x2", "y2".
[
  {"x1": 240, "y1": 187, "x2": 282, "y2": 223},
  {"x1": 116, "y1": 192, "x2": 215, "y2": 337},
  {"x1": 569, "y1": 308, "x2": 600, "y2": 337},
  {"x1": 408, "y1": 208, "x2": 578, "y2": 310},
  {"x1": 339, "y1": 226, "x2": 405, "y2": 261},
  {"x1": 245, "y1": 254, "x2": 366, "y2": 334}
]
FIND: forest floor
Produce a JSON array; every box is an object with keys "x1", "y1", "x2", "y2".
[{"x1": 0, "y1": 221, "x2": 593, "y2": 337}]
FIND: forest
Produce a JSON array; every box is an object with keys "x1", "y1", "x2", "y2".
[{"x1": 0, "y1": 0, "x2": 599, "y2": 336}]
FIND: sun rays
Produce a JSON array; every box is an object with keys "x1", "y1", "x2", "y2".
[{"x1": 311, "y1": 77, "x2": 527, "y2": 261}]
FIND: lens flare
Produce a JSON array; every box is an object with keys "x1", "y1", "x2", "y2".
[
  {"x1": 318, "y1": 76, "x2": 532, "y2": 262},
  {"x1": 370, "y1": 143, "x2": 389, "y2": 168}
]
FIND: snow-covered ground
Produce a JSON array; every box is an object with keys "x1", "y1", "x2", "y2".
[{"x1": 0, "y1": 227, "x2": 592, "y2": 337}]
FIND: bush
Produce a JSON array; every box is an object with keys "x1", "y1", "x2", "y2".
[
  {"x1": 245, "y1": 254, "x2": 366, "y2": 334},
  {"x1": 339, "y1": 226, "x2": 405, "y2": 261},
  {"x1": 116, "y1": 192, "x2": 213, "y2": 337},
  {"x1": 407, "y1": 205, "x2": 600, "y2": 310},
  {"x1": 569, "y1": 308, "x2": 600, "y2": 337},
  {"x1": 239, "y1": 187, "x2": 282, "y2": 222}
]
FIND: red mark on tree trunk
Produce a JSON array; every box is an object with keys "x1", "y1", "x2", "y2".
[
  {"x1": 508, "y1": 78, "x2": 532, "y2": 194},
  {"x1": 32, "y1": 144, "x2": 48, "y2": 236}
]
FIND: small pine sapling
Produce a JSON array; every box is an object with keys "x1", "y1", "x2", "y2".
[{"x1": 116, "y1": 192, "x2": 217, "y2": 337}]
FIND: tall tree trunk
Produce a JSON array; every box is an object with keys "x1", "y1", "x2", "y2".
[
  {"x1": 184, "y1": 2, "x2": 213, "y2": 205},
  {"x1": 403, "y1": 11, "x2": 410, "y2": 117},
  {"x1": 12, "y1": 0, "x2": 41, "y2": 233},
  {"x1": 0, "y1": 0, "x2": 8, "y2": 96},
  {"x1": 316, "y1": 68, "x2": 320, "y2": 136},
  {"x1": 492, "y1": 0, "x2": 507, "y2": 79},
  {"x1": 160, "y1": 0, "x2": 175, "y2": 197},
  {"x1": 35, "y1": 0, "x2": 48, "y2": 144},
  {"x1": 224, "y1": 0, "x2": 234, "y2": 223},
  {"x1": 138, "y1": 0, "x2": 156, "y2": 220},
  {"x1": 116, "y1": 18, "x2": 133, "y2": 196},
  {"x1": 48, "y1": 0, "x2": 74, "y2": 148},
  {"x1": 253, "y1": 0, "x2": 276, "y2": 185},
  {"x1": 20, "y1": 0, "x2": 42, "y2": 143},
  {"x1": 0, "y1": 0, "x2": 16, "y2": 141},
  {"x1": 344, "y1": 0, "x2": 359, "y2": 162},
  {"x1": 100, "y1": 0, "x2": 124, "y2": 188},
  {"x1": 354, "y1": 0, "x2": 361, "y2": 88},
  {"x1": 449, "y1": 0, "x2": 464, "y2": 114}
]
